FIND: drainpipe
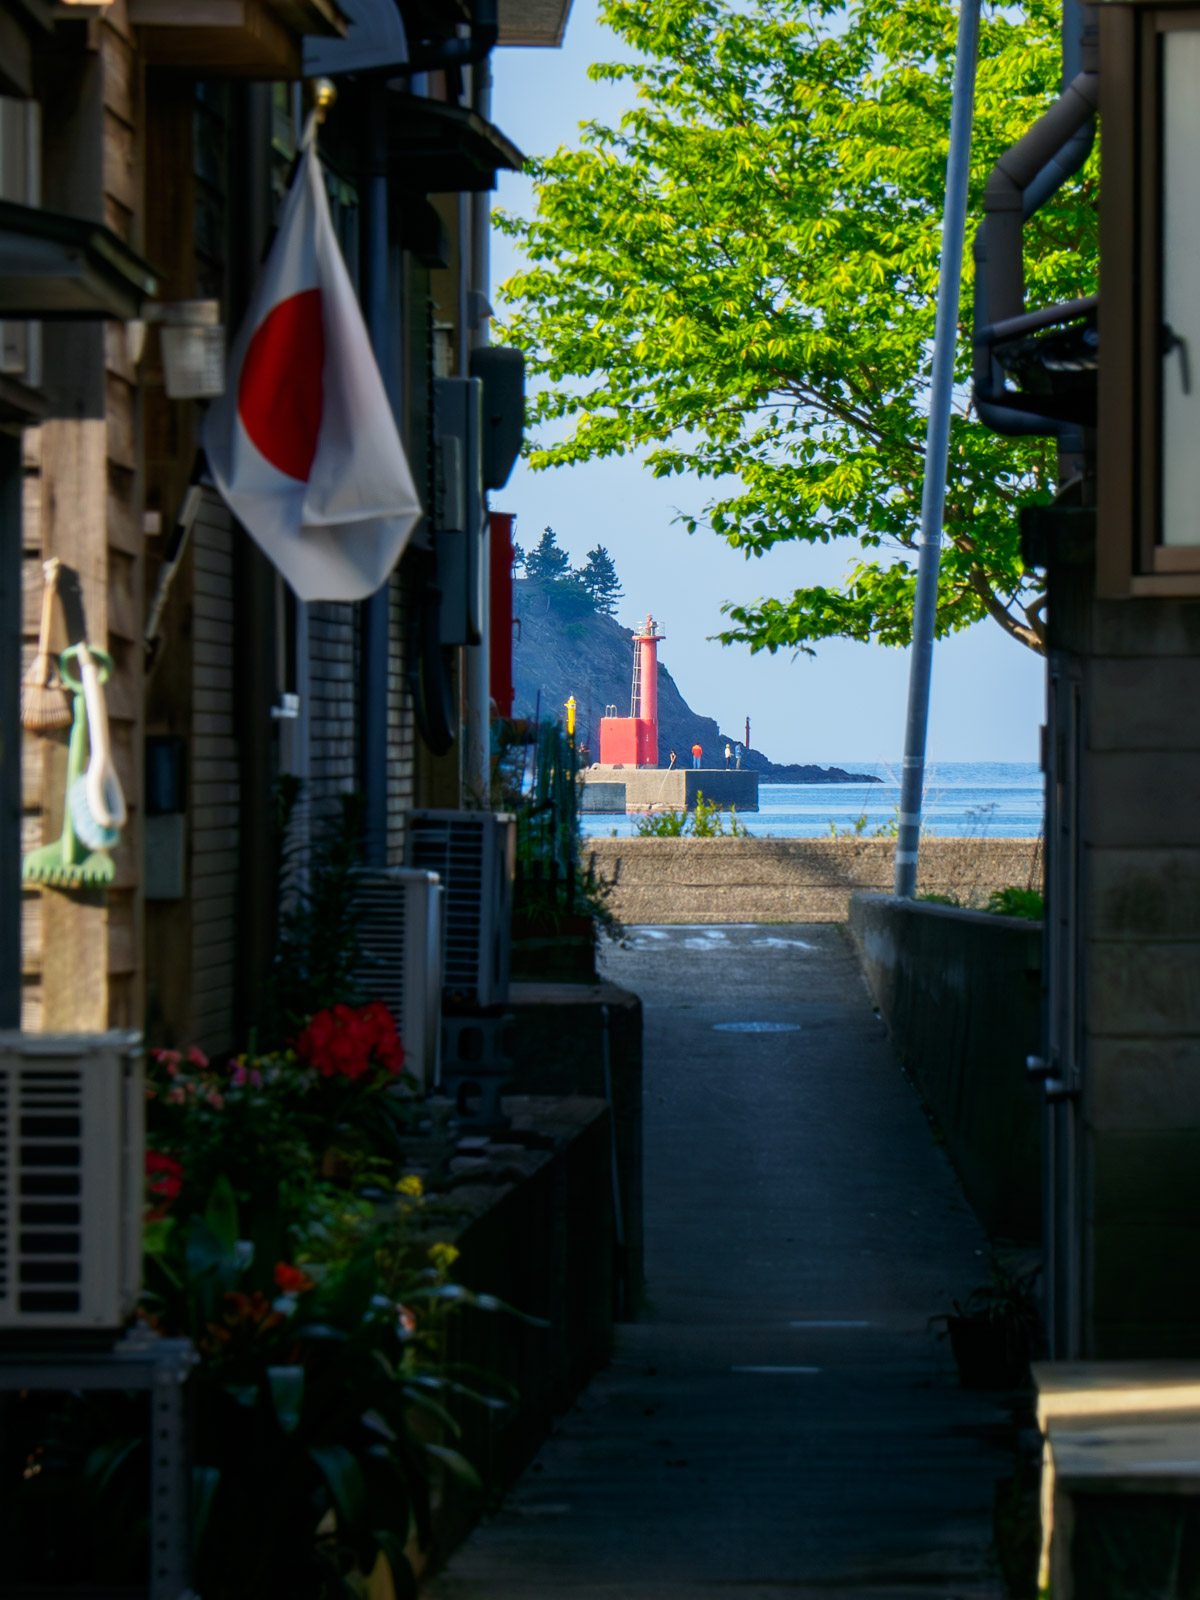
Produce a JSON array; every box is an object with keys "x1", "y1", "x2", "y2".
[
  {"x1": 361, "y1": 81, "x2": 392, "y2": 864},
  {"x1": 972, "y1": 6, "x2": 1098, "y2": 437},
  {"x1": 893, "y1": 0, "x2": 981, "y2": 899},
  {"x1": 232, "y1": 82, "x2": 280, "y2": 1041},
  {"x1": 462, "y1": 55, "x2": 493, "y2": 806}
]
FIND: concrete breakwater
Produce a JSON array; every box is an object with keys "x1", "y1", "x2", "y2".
[{"x1": 583, "y1": 836, "x2": 1042, "y2": 924}]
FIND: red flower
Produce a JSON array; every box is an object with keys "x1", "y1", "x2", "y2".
[
  {"x1": 145, "y1": 1150, "x2": 184, "y2": 1220},
  {"x1": 295, "y1": 1002, "x2": 404, "y2": 1081},
  {"x1": 146, "y1": 1150, "x2": 184, "y2": 1202},
  {"x1": 274, "y1": 1262, "x2": 315, "y2": 1295}
]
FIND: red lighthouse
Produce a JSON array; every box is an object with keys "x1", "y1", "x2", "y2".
[{"x1": 599, "y1": 615, "x2": 664, "y2": 767}]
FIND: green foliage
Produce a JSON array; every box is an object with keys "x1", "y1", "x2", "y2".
[
  {"x1": 141, "y1": 1178, "x2": 511, "y2": 1600},
  {"x1": 264, "y1": 779, "x2": 366, "y2": 1052},
  {"x1": 986, "y1": 885, "x2": 1045, "y2": 920},
  {"x1": 828, "y1": 807, "x2": 898, "y2": 838},
  {"x1": 575, "y1": 544, "x2": 624, "y2": 616},
  {"x1": 497, "y1": 0, "x2": 1096, "y2": 656},
  {"x1": 499, "y1": 718, "x2": 623, "y2": 941},
  {"x1": 633, "y1": 793, "x2": 750, "y2": 837},
  {"x1": 633, "y1": 808, "x2": 688, "y2": 837},
  {"x1": 524, "y1": 526, "x2": 571, "y2": 581}
]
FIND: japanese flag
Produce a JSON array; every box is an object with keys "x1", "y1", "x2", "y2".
[{"x1": 204, "y1": 126, "x2": 421, "y2": 602}]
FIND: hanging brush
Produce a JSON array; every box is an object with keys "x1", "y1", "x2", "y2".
[{"x1": 20, "y1": 558, "x2": 71, "y2": 733}]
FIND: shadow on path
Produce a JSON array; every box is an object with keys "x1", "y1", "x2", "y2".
[{"x1": 429, "y1": 925, "x2": 1012, "y2": 1598}]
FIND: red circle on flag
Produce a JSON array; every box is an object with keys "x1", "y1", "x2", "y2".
[{"x1": 237, "y1": 288, "x2": 325, "y2": 482}]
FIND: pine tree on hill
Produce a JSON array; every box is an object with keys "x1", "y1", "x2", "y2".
[
  {"x1": 576, "y1": 545, "x2": 624, "y2": 616},
  {"x1": 512, "y1": 542, "x2": 527, "y2": 574},
  {"x1": 524, "y1": 526, "x2": 570, "y2": 581}
]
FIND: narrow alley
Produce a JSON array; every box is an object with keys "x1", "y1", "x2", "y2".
[{"x1": 429, "y1": 925, "x2": 1015, "y2": 1599}]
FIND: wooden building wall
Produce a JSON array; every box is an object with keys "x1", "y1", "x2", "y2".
[
  {"x1": 387, "y1": 569, "x2": 415, "y2": 865},
  {"x1": 21, "y1": 2, "x2": 145, "y2": 1032},
  {"x1": 308, "y1": 601, "x2": 359, "y2": 833},
  {"x1": 189, "y1": 496, "x2": 239, "y2": 1055}
]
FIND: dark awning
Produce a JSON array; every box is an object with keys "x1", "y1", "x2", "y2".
[
  {"x1": 0, "y1": 200, "x2": 159, "y2": 320},
  {"x1": 304, "y1": 0, "x2": 408, "y2": 74},
  {"x1": 386, "y1": 97, "x2": 524, "y2": 193}
]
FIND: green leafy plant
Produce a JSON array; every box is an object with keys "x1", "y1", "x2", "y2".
[
  {"x1": 634, "y1": 793, "x2": 750, "y2": 838},
  {"x1": 633, "y1": 808, "x2": 688, "y2": 837},
  {"x1": 264, "y1": 779, "x2": 368, "y2": 1052},
  {"x1": 502, "y1": 717, "x2": 624, "y2": 946},
  {"x1": 938, "y1": 1268, "x2": 1042, "y2": 1391},
  {"x1": 141, "y1": 1176, "x2": 518, "y2": 1599},
  {"x1": 498, "y1": 0, "x2": 1094, "y2": 658},
  {"x1": 828, "y1": 808, "x2": 898, "y2": 839},
  {"x1": 986, "y1": 886, "x2": 1045, "y2": 921}
]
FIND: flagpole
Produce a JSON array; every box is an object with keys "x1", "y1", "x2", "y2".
[{"x1": 894, "y1": 0, "x2": 981, "y2": 898}]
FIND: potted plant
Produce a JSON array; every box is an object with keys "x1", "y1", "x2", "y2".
[{"x1": 939, "y1": 1268, "x2": 1042, "y2": 1390}]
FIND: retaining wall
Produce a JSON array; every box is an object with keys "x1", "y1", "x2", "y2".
[
  {"x1": 584, "y1": 836, "x2": 1042, "y2": 924},
  {"x1": 848, "y1": 892, "x2": 1043, "y2": 1242}
]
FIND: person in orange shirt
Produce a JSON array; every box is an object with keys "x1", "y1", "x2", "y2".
[{"x1": 691, "y1": 742, "x2": 702, "y2": 769}]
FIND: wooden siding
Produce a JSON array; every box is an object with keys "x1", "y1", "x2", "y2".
[
  {"x1": 387, "y1": 566, "x2": 414, "y2": 865},
  {"x1": 189, "y1": 496, "x2": 239, "y2": 1055},
  {"x1": 308, "y1": 601, "x2": 359, "y2": 833},
  {"x1": 21, "y1": 3, "x2": 146, "y2": 1032}
]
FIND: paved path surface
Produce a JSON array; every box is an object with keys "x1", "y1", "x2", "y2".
[{"x1": 429, "y1": 925, "x2": 1012, "y2": 1599}]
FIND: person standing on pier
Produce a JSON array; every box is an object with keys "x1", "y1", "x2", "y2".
[{"x1": 691, "y1": 742, "x2": 702, "y2": 769}]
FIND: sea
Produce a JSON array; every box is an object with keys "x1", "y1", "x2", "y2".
[{"x1": 579, "y1": 760, "x2": 1044, "y2": 840}]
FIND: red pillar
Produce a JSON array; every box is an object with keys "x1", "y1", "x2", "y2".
[{"x1": 489, "y1": 512, "x2": 515, "y2": 718}]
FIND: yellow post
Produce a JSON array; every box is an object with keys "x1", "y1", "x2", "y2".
[{"x1": 564, "y1": 696, "x2": 576, "y2": 738}]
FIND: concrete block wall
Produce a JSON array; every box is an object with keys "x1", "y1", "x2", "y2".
[
  {"x1": 1076, "y1": 599, "x2": 1200, "y2": 1356},
  {"x1": 584, "y1": 837, "x2": 1042, "y2": 925},
  {"x1": 849, "y1": 893, "x2": 1043, "y2": 1242}
]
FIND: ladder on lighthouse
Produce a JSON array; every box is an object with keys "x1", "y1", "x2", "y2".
[{"x1": 629, "y1": 639, "x2": 642, "y2": 718}]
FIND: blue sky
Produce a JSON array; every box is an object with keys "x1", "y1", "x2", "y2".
[{"x1": 488, "y1": 0, "x2": 1046, "y2": 766}]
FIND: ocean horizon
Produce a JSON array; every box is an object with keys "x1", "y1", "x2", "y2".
[{"x1": 580, "y1": 760, "x2": 1044, "y2": 839}]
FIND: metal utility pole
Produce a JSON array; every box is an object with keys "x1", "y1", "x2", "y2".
[{"x1": 894, "y1": 0, "x2": 982, "y2": 897}]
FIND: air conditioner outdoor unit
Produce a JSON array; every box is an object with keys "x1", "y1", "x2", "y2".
[
  {"x1": 353, "y1": 869, "x2": 444, "y2": 1092},
  {"x1": 0, "y1": 1031, "x2": 143, "y2": 1332},
  {"x1": 405, "y1": 812, "x2": 516, "y2": 1008}
]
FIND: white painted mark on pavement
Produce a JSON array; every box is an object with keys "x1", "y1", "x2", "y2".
[{"x1": 713, "y1": 1022, "x2": 802, "y2": 1033}]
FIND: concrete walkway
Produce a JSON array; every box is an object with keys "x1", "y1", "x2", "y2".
[{"x1": 429, "y1": 925, "x2": 1013, "y2": 1599}]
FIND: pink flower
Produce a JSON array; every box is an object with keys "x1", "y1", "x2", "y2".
[
  {"x1": 206, "y1": 1090, "x2": 224, "y2": 1110},
  {"x1": 231, "y1": 1064, "x2": 248, "y2": 1088},
  {"x1": 188, "y1": 1046, "x2": 209, "y2": 1069},
  {"x1": 167, "y1": 1086, "x2": 186, "y2": 1104}
]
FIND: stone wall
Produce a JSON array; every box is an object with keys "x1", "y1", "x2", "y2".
[{"x1": 584, "y1": 836, "x2": 1043, "y2": 925}]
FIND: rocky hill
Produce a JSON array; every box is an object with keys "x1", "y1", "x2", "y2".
[{"x1": 511, "y1": 578, "x2": 879, "y2": 783}]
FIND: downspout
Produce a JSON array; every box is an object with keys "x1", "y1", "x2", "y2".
[
  {"x1": 361, "y1": 81, "x2": 393, "y2": 864},
  {"x1": 462, "y1": 54, "x2": 493, "y2": 806},
  {"x1": 972, "y1": 6, "x2": 1098, "y2": 436}
]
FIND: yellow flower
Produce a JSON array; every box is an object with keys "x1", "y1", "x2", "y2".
[
  {"x1": 428, "y1": 1241, "x2": 460, "y2": 1271},
  {"x1": 396, "y1": 1175, "x2": 424, "y2": 1198}
]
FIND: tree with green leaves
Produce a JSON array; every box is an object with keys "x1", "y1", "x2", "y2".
[
  {"x1": 524, "y1": 525, "x2": 572, "y2": 582},
  {"x1": 576, "y1": 544, "x2": 624, "y2": 615},
  {"x1": 496, "y1": 0, "x2": 1096, "y2": 656}
]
